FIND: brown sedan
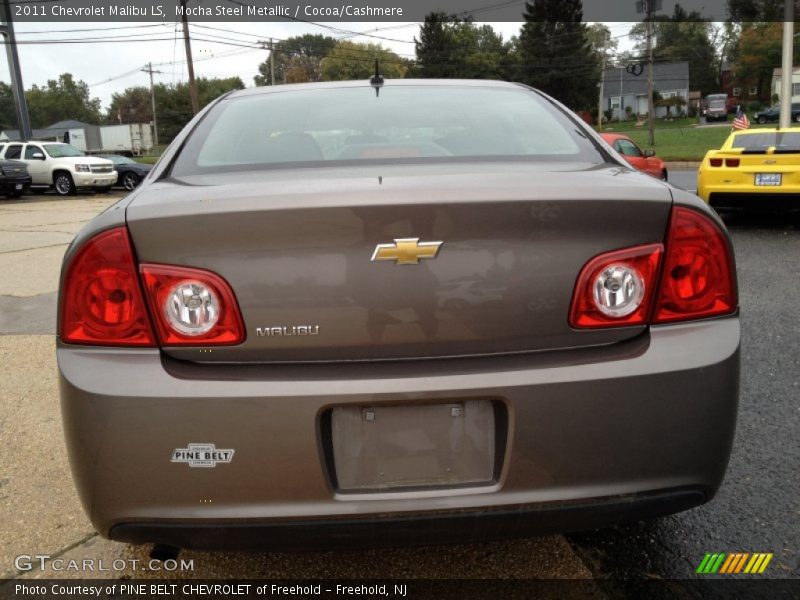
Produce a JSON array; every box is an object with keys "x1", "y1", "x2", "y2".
[{"x1": 57, "y1": 79, "x2": 739, "y2": 552}]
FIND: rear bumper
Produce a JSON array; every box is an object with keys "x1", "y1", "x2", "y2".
[
  {"x1": 110, "y1": 488, "x2": 705, "y2": 551},
  {"x1": 0, "y1": 177, "x2": 31, "y2": 193},
  {"x1": 58, "y1": 318, "x2": 740, "y2": 549},
  {"x1": 707, "y1": 192, "x2": 800, "y2": 210}
]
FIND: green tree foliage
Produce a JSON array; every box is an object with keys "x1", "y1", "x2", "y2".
[
  {"x1": 730, "y1": 22, "x2": 800, "y2": 101},
  {"x1": 320, "y1": 41, "x2": 408, "y2": 81},
  {"x1": 24, "y1": 73, "x2": 102, "y2": 128},
  {"x1": 153, "y1": 76, "x2": 244, "y2": 143},
  {"x1": 413, "y1": 13, "x2": 511, "y2": 79},
  {"x1": 0, "y1": 82, "x2": 17, "y2": 131},
  {"x1": 586, "y1": 23, "x2": 617, "y2": 65},
  {"x1": 105, "y1": 86, "x2": 152, "y2": 125},
  {"x1": 517, "y1": 0, "x2": 599, "y2": 110},
  {"x1": 628, "y1": 6, "x2": 720, "y2": 96},
  {"x1": 254, "y1": 34, "x2": 338, "y2": 85}
]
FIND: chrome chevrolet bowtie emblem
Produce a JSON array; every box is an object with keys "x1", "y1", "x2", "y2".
[{"x1": 371, "y1": 238, "x2": 443, "y2": 265}]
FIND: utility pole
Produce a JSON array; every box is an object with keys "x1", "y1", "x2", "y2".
[
  {"x1": 598, "y1": 35, "x2": 606, "y2": 131},
  {"x1": 0, "y1": 0, "x2": 32, "y2": 141},
  {"x1": 778, "y1": 1, "x2": 794, "y2": 129},
  {"x1": 259, "y1": 39, "x2": 276, "y2": 85},
  {"x1": 646, "y1": 0, "x2": 655, "y2": 147},
  {"x1": 142, "y1": 62, "x2": 163, "y2": 148},
  {"x1": 180, "y1": 0, "x2": 199, "y2": 115}
]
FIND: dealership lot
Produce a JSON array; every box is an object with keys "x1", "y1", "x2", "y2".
[{"x1": 0, "y1": 180, "x2": 797, "y2": 582}]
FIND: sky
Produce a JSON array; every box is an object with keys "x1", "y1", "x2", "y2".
[{"x1": 1, "y1": 20, "x2": 635, "y2": 112}]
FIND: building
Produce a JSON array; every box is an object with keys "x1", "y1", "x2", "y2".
[
  {"x1": 771, "y1": 68, "x2": 800, "y2": 104},
  {"x1": 0, "y1": 119, "x2": 103, "y2": 152},
  {"x1": 601, "y1": 61, "x2": 689, "y2": 120}
]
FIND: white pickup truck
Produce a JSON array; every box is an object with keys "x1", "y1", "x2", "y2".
[{"x1": 0, "y1": 142, "x2": 117, "y2": 196}]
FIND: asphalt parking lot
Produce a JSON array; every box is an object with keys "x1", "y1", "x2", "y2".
[{"x1": 0, "y1": 175, "x2": 797, "y2": 585}]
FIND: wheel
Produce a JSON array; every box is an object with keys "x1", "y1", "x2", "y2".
[
  {"x1": 122, "y1": 172, "x2": 140, "y2": 191},
  {"x1": 96, "y1": 187, "x2": 112, "y2": 194},
  {"x1": 794, "y1": 113, "x2": 800, "y2": 123},
  {"x1": 757, "y1": 116, "x2": 767, "y2": 124},
  {"x1": 53, "y1": 172, "x2": 76, "y2": 196},
  {"x1": 660, "y1": 169, "x2": 668, "y2": 182}
]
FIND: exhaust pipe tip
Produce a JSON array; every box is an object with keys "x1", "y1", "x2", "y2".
[{"x1": 149, "y1": 544, "x2": 180, "y2": 562}]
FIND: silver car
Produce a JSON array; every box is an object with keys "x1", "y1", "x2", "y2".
[{"x1": 58, "y1": 80, "x2": 739, "y2": 551}]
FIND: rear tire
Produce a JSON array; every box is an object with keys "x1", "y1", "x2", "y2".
[
  {"x1": 122, "y1": 172, "x2": 140, "y2": 191},
  {"x1": 757, "y1": 116, "x2": 767, "y2": 124},
  {"x1": 53, "y1": 172, "x2": 76, "y2": 196},
  {"x1": 795, "y1": 114, "x2": 800, "y2": 123}
]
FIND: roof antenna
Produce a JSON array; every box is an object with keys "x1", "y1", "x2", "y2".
[{"x1": 370, "y1": 58, "x2": 384, "y2": 97}]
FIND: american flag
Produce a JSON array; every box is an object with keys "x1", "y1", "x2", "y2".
[{"x1": 733, "y1": 106, "x2": 750, "y2": 130}]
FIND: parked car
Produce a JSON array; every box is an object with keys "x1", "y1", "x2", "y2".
[
  {"x1": 752, "y1": 103, "x2": 800, "y2": 124},
  {"x1": 102, "y1": 155, "x2": 152, "y2": 191},
  {"x1": 0, "y1": 142, "x2": 116, "y2": 196},
  {"x1": 0, "y1": 154, "x2": 32, "y2": 199},
  {"x1": 600, "y1": 133, "x2": 668, "y2": 180},
  {"x1": 58, "y1": 79, "x2": 739, "y2": 552},
  {"x1": 698, "y1": 128, "x2": 800, "y2": 210}
]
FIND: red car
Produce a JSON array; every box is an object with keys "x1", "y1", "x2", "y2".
[{"x1": 600, "y1": 133, "x2": 668, "y2": 181}]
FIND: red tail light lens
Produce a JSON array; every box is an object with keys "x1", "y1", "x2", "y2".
[
  {"x1": 569, "y1": 244, "x2": 663, "y2": 328},
  {"x1": 653, "y1": 207, "x2": 737, "y2": 323},
  {"x1": 709, "y1": 158, "x2": 723, "y2": 167},
  {"x1": 571, "y1": 207, "x2": 736, "y2": 329},
  {"x1": 140, "y1": 264, "x2": 245, "y2": 346},
  {"x1": 60, "y1": 227, "x2": 156, "y2": 346},
  {"x1": 725, "y1": 158, "x2": 740, "y2": 167}
]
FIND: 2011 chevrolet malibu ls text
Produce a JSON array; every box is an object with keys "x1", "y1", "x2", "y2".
[{"x1": 57, "y1": 79, "x2": 740, "y2": 552}]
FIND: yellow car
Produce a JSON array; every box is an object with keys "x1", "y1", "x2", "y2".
[{"x1": 697, "y1": 128, "x2": 800, "y2": 210}]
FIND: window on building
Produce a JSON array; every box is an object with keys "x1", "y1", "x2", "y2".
[
  {"x1": 749, "y1": 86, "x2": 758, "y2": 96},
  {"x1": 732, "y1": 88, "x2": 741, "y2": 97},
  {"x1": 793, "y1": 83, "x2": 800, "y2": 96}
]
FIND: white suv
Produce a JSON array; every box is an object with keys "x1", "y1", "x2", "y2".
[{"x1": 0, "y1": 142, "x2": 117, "y2": 196}]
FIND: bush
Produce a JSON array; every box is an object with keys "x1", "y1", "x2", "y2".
[{"x1": 746, "y1": 101, "x2": 764, "y2": 112}]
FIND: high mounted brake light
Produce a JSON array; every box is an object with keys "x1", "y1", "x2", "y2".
[{"x1": 570, "y1": 206, "x2": 736, "y2": 328}]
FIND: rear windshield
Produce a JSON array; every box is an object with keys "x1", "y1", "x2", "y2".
[
  {"x1": 731, "y1": 132, "x2": 800, "y2": 153},
  {"x1": 172, "y1": 85, "x2": 605, "y2": 175}
]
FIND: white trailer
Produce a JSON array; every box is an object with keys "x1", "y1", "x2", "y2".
[{"x1": 99, "y1": 123, "x2": 154, "y2": 155}]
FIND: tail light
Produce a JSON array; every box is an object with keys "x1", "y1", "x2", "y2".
[
  {"x1": 570, "y1": 206, "x2": 736, "y2": 328},
  {"x1": 140, "y1": 264, "x2": 245, "y2": 346},
  {"x1": 60, "y1": 227, "x2": 156, "y2": 346},
  {"x1": 725, "y1": 158, "x2": 740, "y2": 167},
  {"x1": 709, "y1": 158, "x2": 723, "y2": 167},
  {"x1": 569, "y1": 244, "x2": 663, "y2": 328},
  {"x1": 652, "y1": 207, "x2": 737, "y2": 323},
  {"x1": 60, "y1": 227, "x2": 245, "y2": 347}
]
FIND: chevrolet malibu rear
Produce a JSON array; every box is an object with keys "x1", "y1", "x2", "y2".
[{"x1": 57, "y1": 80, "x2": 740, "y2": 551}]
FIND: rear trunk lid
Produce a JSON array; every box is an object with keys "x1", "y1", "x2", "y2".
[{"x1": 126, "y1": 162, "x2": 672, "y2": 363}]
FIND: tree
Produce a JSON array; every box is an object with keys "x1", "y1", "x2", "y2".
[
  {"x1": 105, "y1": 86, "x2": 152, "y2": 125},
  {"x1": 731, "y1": 23, "x2": 800, "y2": 102},
  {"x1": 153, "y1": 76, "x2": 245, "y2": 143},
  {"x1": 627, "y1": 6, "x2": 720, "y2": 96},
  {"x1": 414, "y1": 13, "x2": 511, "y2": 79},
  {"x1": 0, "y1": 82, "x2": 17, "y2": 131},
  {"x1": 586, "y1": 23, "x2": 617, "y2": 65},
  {"x1": 517, "y1": 0, "x2": 599, "y2": 110},
  {"x1": 25, "y1": 73, "x2": 102, "y2": 128},
  {"x1": 320, "y1": 41, "x2": 408, "y2": 81},
  {"x1": 254, "y1": 34, "x2": 337, "y2": 85}
]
